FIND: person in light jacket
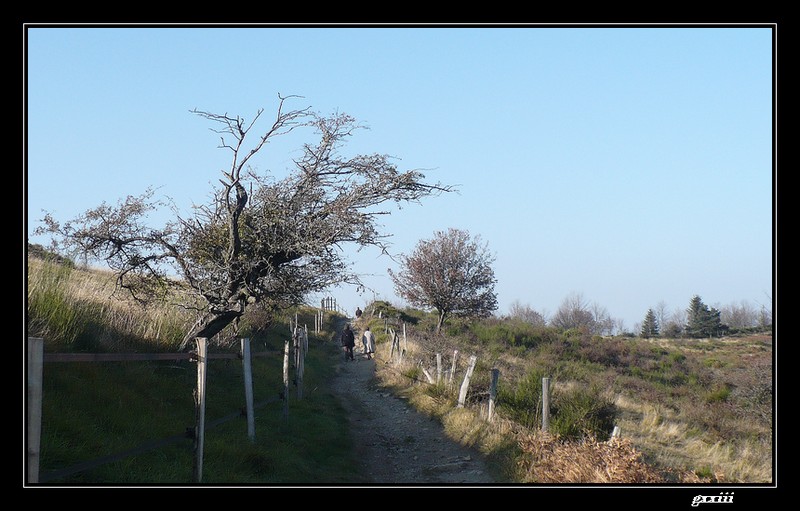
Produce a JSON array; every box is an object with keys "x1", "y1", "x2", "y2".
[{"x1": 361, "y1": 326, "x2": 376, "y2": 360}]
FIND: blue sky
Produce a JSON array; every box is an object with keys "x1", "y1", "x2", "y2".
[{"x1": 25, "y1": 24, "x2": 775, "y2": 330}]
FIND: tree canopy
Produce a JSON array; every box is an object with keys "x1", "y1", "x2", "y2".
[
  {"x1": 389, "y1": 227, "x2": 497, "y2": 333},
  {"x1": 35, "y1": 96, "x2": 453, "y2": 350},
  {"x1": 550, "y1": 292, "x2": 616, "y2": 336},
  {"x1": 640, "y1": 308, "x2": 660, "y2": 338},
  {"x1": 685, "y1": 295, "x2": 726, "y2": 338}
]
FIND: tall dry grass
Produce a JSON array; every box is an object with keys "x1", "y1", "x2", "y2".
[
  {"x1": 27, "y1": 256, "x2": 195, "y2": 351},
  {"x1": 613, "y1": 394, "x2": 772, "y2": 483}
]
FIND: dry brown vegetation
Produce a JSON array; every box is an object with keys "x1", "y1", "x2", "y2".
[{"x1": 366, "y1": 313, "x2": 772, "y2": 484}]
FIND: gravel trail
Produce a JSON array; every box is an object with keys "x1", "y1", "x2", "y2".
[{"x1": 330, "y1": 322, "x2": 496, "y2": 486}]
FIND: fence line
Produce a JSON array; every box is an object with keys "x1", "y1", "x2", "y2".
[
  {"x1": 386, "y1": 327, "x2": 626, "y2": 439},
  {"x1": 42, "y1": 351, "x2": 282, "y2": 363},
  {"x1": 27, "y1": 326, "x2": 314, "y2": 484},
  {"x1": 383, "y1": 323, "x2": 567, "y2": 435}
]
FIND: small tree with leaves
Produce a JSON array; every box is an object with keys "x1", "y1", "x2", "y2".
[
  {"x1": 640, "y1": 308, "x2": 659, "y2": 338},
  {"x1": 35, "y1": 95, "x2": 452, "y2": 350},
  {"x1": 389, "y1": 228, "x2": 498, "y2": 333}
]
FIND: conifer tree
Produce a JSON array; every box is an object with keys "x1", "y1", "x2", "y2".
[
  {"x1": 686, "y1": 295, "x2": 725, "y2": 338},
  {"x1": 640, "y1": 308, "x2": 659, "y2": 338}
]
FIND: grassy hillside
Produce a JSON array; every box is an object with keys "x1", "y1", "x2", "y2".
[
  {"x1": 27, "y1": 255, "x2": 364, "y2": 484},
  {"x1": 359, "y1": 310, "x2": 772, "y2": 483},
  {"x1": 26, "y1": 255, "x2": 773, "y2": 484}
]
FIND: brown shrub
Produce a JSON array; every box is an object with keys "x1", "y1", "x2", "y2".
[{"x1": 516, "y1": 433, "x2": 664, "y2": 483}]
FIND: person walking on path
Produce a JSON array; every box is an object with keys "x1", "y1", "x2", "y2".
[
  {"x1": 361, "y1": 326, "x2": 376, "y2": 360},
  {"x1": 341, "y1": 323, "x2": 356, "y2": 361}
]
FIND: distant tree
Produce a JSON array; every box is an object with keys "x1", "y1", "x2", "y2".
[
  {"x1": 549, "y1": 292, "x2": 620, "y2": 335},
  {"x1": 654, "y1": 300, "x2": 670, "y2": 333},
  {"x1": 612, "y1": 318, "x2": 630, "y2": 337},
  {"x1": 508, "y1": 300, "x2": 546, "y2": 326},
  {"x1": 590, "y1": 303, "x2": 616, "y2": 336},
  {"x1": 757, "y1": 292, "x2": 773, "y2": 328},
  {"x1": 758, "y1": 305, "x2": 772, "y2": 329},
  {"x1": 662, "y1": 321, "x2": 683, "y2": 338},
  {"x1": 685, "y1": 295, "x2": 725, "y2": 338},
  {"x1": 661, "y1": 307, "x2": 686, "y2": 338},
  {"x1": 551, "y1": 292, "x2": 596, "y2": 333},
  {"x1": 640, "y1": 308, "x2": 659, "y2": 338},
  {"x1": 36, "y1": 96, "x2": 452, "y2": 350},
  {"x1": 389, "y1": 228, "x2": 498, "y2": 333},
  {"x1": 721, "y1": 300, "x2": 760, "y2": 329}
]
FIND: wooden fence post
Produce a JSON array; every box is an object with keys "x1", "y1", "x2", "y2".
[
  {"x1": 292, "y1": 322, "x2": 300, "y2": 369},
  {"x1": 282, "y1": 339, "x2": 290, "y2": 418},
  {"x1": 421, "y1": 364, "x2": 435, "y2": 384},
  {"x1": 457, "y1": 355, "x2": 478, "y2": 408},
  {"x1": 436, "y1": 353, "x2": 442, "y2": 384},
  {"x1": 389, "y1": 328, "x2": 401, "y2": 362},
  {"x1": 449, "y1": 350, "x2": 459, "y2": 387},
  {"x1": 542, "y1": 377, "x2": 550, "y2": 433},
  {"x1": 488, "y1": 368, "x2": 500, "y2": 422},
  {"x1": 27, "y1": 337, "x2": 44, "y2": 484},
  {"x1": 193, "y1": 337, "x2": 208, "y2": 483},
  {"x1": 241, "y1": 338, "x2": 255, "y2": 442},
  {"x1": 296, "y1": 329, "x2": 305, "y2": 400}
]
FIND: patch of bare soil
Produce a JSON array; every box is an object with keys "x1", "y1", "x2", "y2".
[{"x1": 330, "y1": 329, "x2": 496, "y2": 486}]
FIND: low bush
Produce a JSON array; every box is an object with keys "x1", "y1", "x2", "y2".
[
  {"x1": 496, "y1": 367, "x2": 549, "y2": 431},
  {"x1": 550, "y1": 385, "x2": 616, "y2": 441}
]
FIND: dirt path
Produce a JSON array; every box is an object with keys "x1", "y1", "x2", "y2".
[{"x1": 330, "y1": 322, "x2": 496, "y2": 486}]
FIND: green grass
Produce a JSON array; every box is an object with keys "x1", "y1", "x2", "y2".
[{"x1": 37, "y1": 331, "x2": 363, "y2": 485}]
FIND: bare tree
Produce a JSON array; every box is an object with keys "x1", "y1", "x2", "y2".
[
  {"x1": 550, "y1": 292, "x2": 595, "y2": 332},
  {"x1": 590, "y1": 302, "x2": 616, "y2": 336},
  {"x1": 36, "y1": 96, "x2": 453, "y2": 350},
  {"x1": 508, "y1": 300, "x2": 546, "y2": 326},
  {"x1": 654, "y1": 300, "x2": 670, "y2": 333},
  {"x1": 389, "y1": 228, "x2": 498, "y2": 333},
  {"x1": 721, "y1": 299, "x2": 760, "y2": 329},
  {"x1": 661, "y1": 307, "x2": 687, "y2": 338},
  {"x1": 549, "y1": 292, "x2": 618, "y2": 335}
]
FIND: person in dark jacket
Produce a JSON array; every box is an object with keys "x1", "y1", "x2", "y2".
[{"x1": 341, "y1": 324, "x2": 356, "y2": 361}]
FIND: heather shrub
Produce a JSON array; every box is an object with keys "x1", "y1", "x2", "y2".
[
  {"x1": 496, "y1": 367, "x2": 549, "y2": 430},
  {"x1": 469, "y1": 319, "x2": 560, "y2": 350},
  {"x1": 550, "y1": 385, "x2": 617, "y2": 440}
]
